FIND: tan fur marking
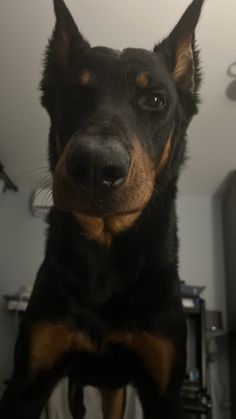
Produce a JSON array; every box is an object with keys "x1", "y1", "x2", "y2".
[
  {"x1": 30, "y1": 322, "x2": 95, "y2": 372},
  {"x1": 53, "y1": 138, "x2": 155, "y2": 246},
  {"x1": 80, "y1": 70, "x2": 93, "y2": 86},
  {"x1": 74, "y1": 212, "x2": 140, "y2": 247},
  {"x1": 172, "y1": 38, "x2": 194, "y2": 91},
  {"x1": 74, "y1": 141, "x2": 155, "y2": 246},
  {"x1": 30, "y1": 323, "x2": 174, "y2": 392},
  {"x1": 156, "y1": 134, "x2": 172, "y2": 176},
  {"x1": 101, "y1": 388, "x2": 126, "y2": 419},
  {"x1": 74, "y1": 214, "x2": 108, "y2": 246},
  {"x1": 106, "y1": 213, "x2": 139, "y2": 236},
  {"x1": 136, "y1": 72, "x2": 149, "y2": 88},
  {"x1": 106, "y1": 332, "x2": 175, "y2": 393}
]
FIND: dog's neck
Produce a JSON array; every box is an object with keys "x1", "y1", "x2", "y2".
[{"x1": 45, "y1": 180, "x2": 179, "y2": 304}]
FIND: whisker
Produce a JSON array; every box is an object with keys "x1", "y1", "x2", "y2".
[
  {"x1": 16, "y1": 166, "x2": 50, "y2": 181},
  {"x1": 31, "y1": 186, "x2": 53, "y2": 218},
  {"x1": 33, "y1": 180, "x2": 52, "y2": 201},
  {"x1": 36, "y1": 173, "x2": 52, "y2": 189}
]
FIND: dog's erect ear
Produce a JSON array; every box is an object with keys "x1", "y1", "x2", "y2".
[
  {"x1": 45, "y1": 0, "x2": 89, "y2": 76},
  {"x1": 154, "y1": 0, "x2": 204, "y2": 93}
]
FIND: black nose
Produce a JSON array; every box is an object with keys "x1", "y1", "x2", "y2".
[{"x1": 65, "y1": 137, "x2": 131, "y2": 193}]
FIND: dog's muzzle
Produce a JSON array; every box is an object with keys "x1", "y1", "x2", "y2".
[{"x1": 65, "y1": 135, "x2": 131, "y2": 196}]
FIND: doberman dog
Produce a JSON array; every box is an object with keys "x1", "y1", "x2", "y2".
[{"x1": 0, "y1": 0, "x2": 204, "y2": 418}]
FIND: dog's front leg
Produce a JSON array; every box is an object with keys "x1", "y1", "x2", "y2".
[
  {"x1": 132, "y1": 334, "x2": 185, "y2": 419},
  {"x1": 0, "y1": 344, "x2": 59, "y2": 419},
  {"x1": 105, "y1": 331, "x2": 185, "y2": 419},
  {"x1": 0, "y1": 321, "x2": 93, "y2": 419},
  {"x1": 0, "y1": 373, "x2": 58, "y2": 419},
  {"x1": 68, "y1": 377, "x2": 86, "y2": 419}
]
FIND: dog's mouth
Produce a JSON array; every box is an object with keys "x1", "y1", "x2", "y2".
[
  {"x1": 74, "y1": 202, "x2": 143, "y2": 218},
  {"x1": 53, "y1": 181, "x2": 147, "y2": 218},
  {"x1": 52, "y1": 158, "x2": 154, "y2": 239}
]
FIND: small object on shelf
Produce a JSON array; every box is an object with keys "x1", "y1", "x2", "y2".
[
  {"x1": 4, "y1": 299, "x2": 28, "y2": 312},
  {"x1": 206, "y1": 310, "x2": 223, "y2": 335},
  {"x1": 3, "y1": 285, "x2": 33, "y2": 312},
  {"x1": 181, "y1": 282, "x2": 206, "y2": 298},
  {"x1": 188, "y1": 368, "x2": 200, "y2": 383}
]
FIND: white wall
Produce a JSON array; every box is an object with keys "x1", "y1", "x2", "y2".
[
  {"x1": 177, "y1": 196, "x2": 229, "y2": 419},
  {"x1": 177, "y1": 196, "x2": 227, "y2": 326},
  {"x1": 0, "y1": 189, "x2": 45, "y2": 391},
  {"x1": 0, "y1": 189, "x2": 45, "y2": 294}
]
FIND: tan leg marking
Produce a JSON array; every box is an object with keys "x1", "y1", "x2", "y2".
[
  {"x1": 101, "y1": 388, "x2": 126, "y2": 419},
  {"x1": 105, "y1": 332, "x2": 175, "y2": 393}
]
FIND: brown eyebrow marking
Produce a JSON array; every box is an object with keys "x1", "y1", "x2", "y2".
[
  {"x1": 79, "y1": 70, "x2": 94, "y2": 86},
  {"x1": 136, "y1": 72, "x2": 149, "y2": 88}
]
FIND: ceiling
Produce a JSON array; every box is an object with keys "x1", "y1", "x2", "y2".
[{"x1": 0, "y1": 0, "x2": 235, "y2": 196}]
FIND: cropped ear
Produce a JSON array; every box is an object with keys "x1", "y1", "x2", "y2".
[
  {"x1": 154, "y1": 0, "x2": 204, "y2": 93},
  {"x1": 44, "y1": 0, "x2": 89, "y2": 79}
]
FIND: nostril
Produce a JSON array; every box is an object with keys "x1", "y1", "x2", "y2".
[
  {"x1": 65, "y1": 148, "x2": 93, "y2": 191},
  {"x1": 102, "y1": 160, "x2": 130, "y2": 187},
  {"x1": 76, "y1": 165, "x2": 89, "y2": 181},
  {"x1": 102, "y1": 165, "x2": 127, "y2": 187},
  {"x1": 65, "y1": 138, "x2": 131, "y2": 193}
]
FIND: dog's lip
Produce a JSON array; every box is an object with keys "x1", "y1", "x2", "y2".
[
  {"x1": 76, "y1": 204, "x2": 142, "y2": 218},
  {"x1": 53, "y1": 190, "x2": 143, "y2": 217}
]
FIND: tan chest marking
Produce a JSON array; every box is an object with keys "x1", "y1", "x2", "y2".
[
  {"x1": 30, "y1": 323, "x2": 175, "y2": 393},
  {"x1": 30, "y1": 322, "x2": 95, "y2": 373},
  {"x1": 74, "y1": 211, "x2": 140, "y2": 247}
]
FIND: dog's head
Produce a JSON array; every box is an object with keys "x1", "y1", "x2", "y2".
[{"x1": 41, "y1": 0, "x2": 204, "y2": 244}]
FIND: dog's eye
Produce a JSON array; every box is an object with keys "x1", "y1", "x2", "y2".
[{"x1": 144, "y1": 93, "x2": 167, "y2": 111}]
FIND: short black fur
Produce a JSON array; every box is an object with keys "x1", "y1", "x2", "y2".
[{"x1": 0, "y1": 1, "x2": 204, "y2": 418}]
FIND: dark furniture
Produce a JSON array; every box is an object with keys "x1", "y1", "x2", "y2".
[
  {"x1": 222, "y1": 170, "x2": 236, "y2": 419},
  {"x1": 182, "y1": 298, "x2": 212, "y2": 418}
]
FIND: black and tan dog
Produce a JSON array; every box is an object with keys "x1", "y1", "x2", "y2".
[{"x1": 0, "y1": 0, "x2": 204, "y2": 418}]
